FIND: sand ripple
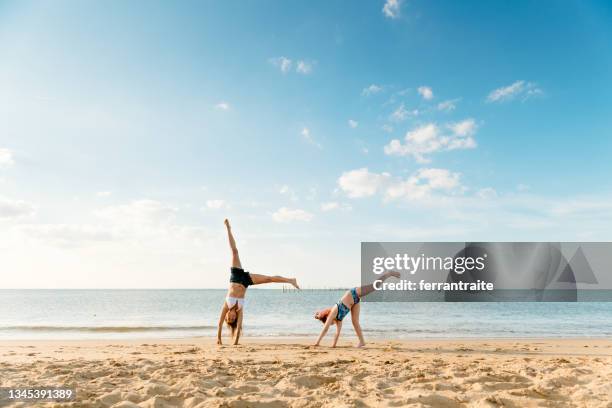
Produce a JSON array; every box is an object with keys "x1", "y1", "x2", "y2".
[{"x1": 1, "y1": 340, "x2": 611, "y2": 407}]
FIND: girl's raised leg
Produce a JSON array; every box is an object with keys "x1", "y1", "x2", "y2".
[{"x1": 357, "y1": 271, "x2": 400, "y2": 298}]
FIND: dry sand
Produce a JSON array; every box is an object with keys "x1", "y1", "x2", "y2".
[{"x1": 1, "y1": 338, "x2": 611, "y2": 407}]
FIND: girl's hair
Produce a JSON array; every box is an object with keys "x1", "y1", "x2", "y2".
[{"x1": 314, "y1": 307, "x2": 332, "y2": 324}]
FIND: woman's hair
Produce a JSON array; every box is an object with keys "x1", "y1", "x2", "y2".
[
  {"x1": 226, "y1": 317, "x2": 238, "y2": 336},
  {"x1": 225, "y1": 307, "x2": 239, "y2": 336},
  {"x1": 314, "y1": 307, "x2": 332, "y2": 324}
]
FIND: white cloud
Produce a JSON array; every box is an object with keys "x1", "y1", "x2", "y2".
[
  {"x1": 487, "y1": 80, "x2": 524, "y2": 102},
  {"x1": 320, "y1": 202, "x2": 352, "y2": 212},
  {"x1": 321, "y1": 202, "x2": 339, "y2": 211},
  {"x1": 272, "y1": 207, "x2": 314, "y2": 223},
  {"x1": 549, "y1": 199, "x2": 612, "y2": 217},
  {"x1": 448, "y1": 118, "x2": 477, "y2": 137},
  {"x1": 477, "y1": 187, "x2": 498, "y2": 200},
  {"x1": 0, "y1": 148, "x2": 15, "y2": 167},
  {"x1": 269, "y1": 57, "x2": 314, "y2": 75},
  {"x1": 338, "y1": 167, "x2": 462, "y2": 202},
  {"x1": 381, "y1": 124, "x2": 394, "y2": 133},
  {"x1": 20, "y1": 224, "x2": 118, "y2": 248},
  {"x1": 205, "y1": 199, "x2": 226, "y2": 210},
  {"x1": 0, "y1": 198, "x2": 35, "y2": 219},
  {"x1": 269, "y1": 56, "x2": 292, "y2": 73},
  {"x1": 337, "y1": 168, "x2": 391, "y2": 198},
  {"x1": 417, "y1": 86, "x2": 434, "y2": 100},
  {"x1": 437, "y1": 99, "x2": 459, "y2": 112},
  {"x1": 390, "y1": 103, "x2": 418, "y2": 122},
  {"x1": 416, "y1": 168, "x2": 460, "y2": 190},
  {"x1": 362, "y1": 84, "x2": 383, "y2": 96},
  {"x1": 279, "y1": 185, "x2": 298, "y2": 201},
  {"x1": 301, "y1": 127, "x2": 322, "y2": 149},
  {"x1": 487, "y1": 80, "x2": 543, "y2": 103},
  {"x1": 382, "y1": 0, "x2": 401, "y2": 19},
  {"x1": 385, "y1": 168, "x2": 461, "y2": 201},
  {"x1": 215, "y1": 102, "x2": 230, "y2": 110},
  {"x1": 348, "y1": 119, "x2": 358, "y2": 129},
  {"x1": 95, "y1": 200, "x2": 178, "y2": 225},
  {"x1": 296, "y1": 60, "x2": 314, "y2": 75},
  {"x1": 384, "y1": 119, "x2": 477, "y2": 163},
  {"x1": 525, "y1": 87, "x2": 544, "y2": 99},
  {"x1": 517, "y1": 184, "x2": 530, "y2": 192},
  {"x1": 96, "y1": 191, "x2": 112, "y2": 197}
]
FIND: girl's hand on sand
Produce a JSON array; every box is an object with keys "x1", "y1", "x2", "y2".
[{"x1": 217, "y1": 338, "x2": 222, "y2": 345}]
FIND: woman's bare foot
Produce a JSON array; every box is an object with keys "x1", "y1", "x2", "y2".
[
  {"x1": 355, "y1": 342, "x2": 366, "y2": 348},
  {"x1": 289, "y1": 278, "x2": 300, "y2": 290}
]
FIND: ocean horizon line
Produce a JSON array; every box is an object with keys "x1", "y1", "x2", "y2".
[{"x1": 0, "y1": 287, "x2": 348, "y2": 291}]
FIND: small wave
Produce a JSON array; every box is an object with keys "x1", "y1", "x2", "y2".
[{"x1": 0, "y1": 325, "x2": 215, "y2": 333}]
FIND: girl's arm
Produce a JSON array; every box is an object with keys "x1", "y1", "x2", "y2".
[
  {"x1": 332, "y1": 320, "x2": 342, "y2": 348},
  {"x1": 314, "y1": 306, "x2": 338, "y2": 346},
  {"x1": 232, "y1": 311, "x2": 244, "y2": 345},
  {"x1": 217, "y1": 303, "x2": 229, "y2": 345}
]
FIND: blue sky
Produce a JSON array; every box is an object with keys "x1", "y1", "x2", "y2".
[{"x1": 1, "y1": 0, "x2": 611, "y2": 288}]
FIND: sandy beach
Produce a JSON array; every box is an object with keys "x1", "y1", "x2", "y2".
[{"x1": 1, "y1": 338, "x2": 611, "y2": 407}]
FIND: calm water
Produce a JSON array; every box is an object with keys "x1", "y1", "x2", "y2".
[{"x1": 1, "y1": 289, "x2": 612, "y2": 340}]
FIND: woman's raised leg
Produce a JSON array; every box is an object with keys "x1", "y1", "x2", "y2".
[
  {"x1": 224, "y1": 219, "x2": 242, "y2": 268},
  {"x1": 249, "y1": 273, "x2": 299, "y2": 289}
]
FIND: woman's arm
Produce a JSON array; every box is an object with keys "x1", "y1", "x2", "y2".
[
  {"x1": 332, "y1": 320, "x2": 342, "y2": 348},
  {"x1": 217, "y1": 303, "x2": 229, "y2": 345},
  {"x1": 232, "y1": 311, "x2": 244, "y2": 345}
]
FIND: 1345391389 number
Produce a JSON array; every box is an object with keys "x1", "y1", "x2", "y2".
[{"x1": 0, "y1": 387, "x2": 76, "y2": 402}]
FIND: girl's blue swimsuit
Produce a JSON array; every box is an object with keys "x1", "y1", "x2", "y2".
[{"x1": 336, "y1": 288, "x2": 360, "y2": 321}]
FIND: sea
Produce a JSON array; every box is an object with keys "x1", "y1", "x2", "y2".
[{"x1": 1, "y1": 289, "x2": 612, "y2": 340}]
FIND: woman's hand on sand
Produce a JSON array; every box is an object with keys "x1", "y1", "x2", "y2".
[{"x1": 217, "y1": 338, "x2": 222, "y2": 345}]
